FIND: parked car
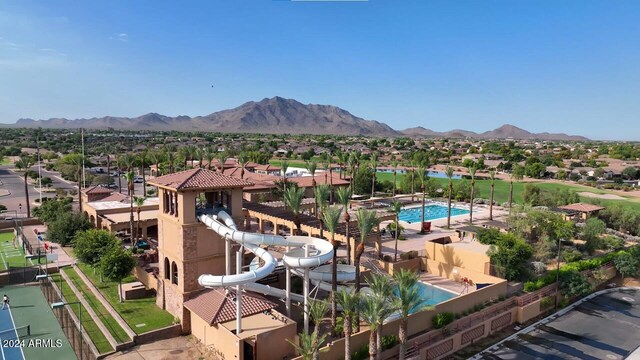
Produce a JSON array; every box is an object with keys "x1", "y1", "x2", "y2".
[{"x1": 134, "y1": 176, "x2": 144, "y2": 183}]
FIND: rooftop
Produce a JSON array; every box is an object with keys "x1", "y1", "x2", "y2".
[
  {"x1": 148, "y1": 168, "x2": 254, "y2": 191},
  {"x1": 184, "y1": 289, "x2": 278, "y2": 325},
  {"x1": 557, "y1": 203, "x2": 606, "y2": 213}
]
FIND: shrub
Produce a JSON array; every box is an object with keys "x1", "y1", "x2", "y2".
[
  {"x1": 540, "y1": 296, "x2": 554, "y2": 309},
  {"x1": 432, "y1": 312, "x2": 454, "y2": 329},
  {"x1": 561, "y1": 249, "x2": 583, "y2": 263}
]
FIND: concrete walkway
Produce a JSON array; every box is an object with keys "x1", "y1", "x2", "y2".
[{"x1": 105, "y1": 336, "x2": 205, "y2": 360}]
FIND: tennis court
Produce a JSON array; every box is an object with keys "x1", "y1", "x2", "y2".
[
  {"x1": 0, "y1": 284, "x2": 76, "y2": 360},
  {"x1": 0, "y1": 232, "x2": 29, "y2": 271}
]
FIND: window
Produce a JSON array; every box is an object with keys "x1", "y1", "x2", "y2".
[
  {"x1": 164, "y1": 258, "x2": 170, "y2": 279},
  {"x1": 171, "y1": 261, "x2": 178, "y2": 285}
]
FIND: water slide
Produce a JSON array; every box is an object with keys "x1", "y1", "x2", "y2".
[{"x1": 198, "y1": 210, "x2": 356, "y2": 298}]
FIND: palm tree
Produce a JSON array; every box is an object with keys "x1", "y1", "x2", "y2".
[
  {"x1": 488, "y1": 170, "x2": 496, "y2": 220},
  {"x1": 314, "y1": 185, "x2": 330, "y2": 238},
  {"x1": 354, "y1": 208, "x2": 380, "y2": 292},
  {"x1": 133, "y1": 197, "x2": 145, "y2": 247},
  {"x1": 288, "y1": 299, "x2": 329, "y2": 360},
  {"x1": 195, "y1": 147, "x2": 204, "y2": 168},
  {"x1": 336, "y1": 187, "x2": 353, "y2": 265},
  {"x1": 115, "y1": 154, "x2": 123, "y2": 193},
  {"x1": 416, "y1": 165, "x2": 427, "y2": 234},
  {"x1": 410, "y1": 161, "x2": 416, "y2": 201},
  {"x1": 59, "y1": 153, "x2": 85, "y2": 213},
  {"x1": 390, "y1": 201, "x2": 403, "y2": 262},
  {"x1": 336, "y1": 288, "x2": 360, "y2": 360},
  {"x1": 204, "y1": 147, "x2": 216, "y2": 170},
  {"x1": 14, "y1": 156, "x2": 35, "y2": 217},
  {"x1": 121, "y1": 153, "x2": 137, "y2": 196},
  {"x1": 139, "y1": 150, "x2": 148, "y2": 192},
  {"x1": 165, "y1": 144, "x2": 176, "y2": 173},
  {"x1": 124, "y1": 171, "x2": 136, "y2": 242},
  {"x1": 148, "y1": 149, "x2": 165, "y2": 178},
  {"x1": 391, "y1": 158, "x2": 399, "y2": 197},
  {"x1": 284, "y1": 187, "x2": 305, "y2": 233},
  {"x1": 367, "y1": 274, "x2": 394, "y2": 360},
  {"x1": 237, "y1": 153, "x2": 248, "y2": 179},
  {"x1": 323, "y1": 206, "x2": 343, "y2": 333},
  {"x1": 216, "y1": 152, "x2": 227, "y2": 173},
  {"x1": 307, "y1": 160, "x2": 318, "y2": 210},
  {"x1": 104, "y1": 144, "x2": 112, "y2": 179},
  {"x1": 321, "y1": 153, "x2": 330, "y2": 185},
  {"x1": 359, "y1": 295, "x2": 384, "y2": 360},
  {"x1": 347, "y1": 153, "x2": 357, "y2": 194},
  {"x1": 178, "y1": 146, "x2": 190, "y2": 169},
  {"x1": 370, "y1": 152, "x2": 378, "y2": 198},
  {"x1": 338, "y1": 152, "x2": 349, "y2": 180},
  {"x1": 445, "y1": 166, "x2": 454, "y2": 229},
  {"x1": 281, "y1": 160, "x2": 290, "y2": 196},
  {"x1": 468, "y1": 165, "x2": 477, "y2": 224},
  {"x1": 393, "y1": 269, "x2": 426, "y2": 360}
]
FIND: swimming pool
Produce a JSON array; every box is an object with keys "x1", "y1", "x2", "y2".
[
  {"x1": 411, "y1": 282, "x2": 458, "y2": 312},
  {"x1": 398, "y1": 204, "x2": 469, "y2": 223}
]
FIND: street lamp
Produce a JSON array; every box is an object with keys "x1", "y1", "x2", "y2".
[
  {"x1": 18, "y1": 204, "x2": 22, "y2": 216},
  {"x1": 51, "y1": 301, "x2": 83, "y2": 360}
]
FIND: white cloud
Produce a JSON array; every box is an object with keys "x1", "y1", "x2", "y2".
[{"x1": 118, "y1": 33, "x2": 128, "y2": 42}]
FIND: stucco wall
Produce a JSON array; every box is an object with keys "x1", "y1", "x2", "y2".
[{"x1": 424, "y1": 241, "x2": 491, "y2": 275}]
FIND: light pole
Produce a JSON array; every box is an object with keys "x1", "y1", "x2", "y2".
[
  {"x1": 554, "y1": 238, "x2": 565, "y2": 310},
  {"x1": 51, "y1": 301, "x2": 83, "y2": 360}
]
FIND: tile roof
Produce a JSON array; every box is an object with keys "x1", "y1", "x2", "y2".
[
  {"x1": 82, "y1": 186, "x2": 113, "y2": 195},
  {"x1": 557, "y1": 203, "x2": 605, "y2": 213},
  {"x1": 184, "y1": 289, "x2": 277, "y2": 325},
  {"x1": 148, "y1": 168, "x2": 254, "y2": 191},
  {"x1": 94, "y1": 192, "x2": 128, "y2": 202}
]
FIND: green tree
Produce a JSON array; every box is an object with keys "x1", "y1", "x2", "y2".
[
  {"x1": 124, "y1": 171, "x2": 136, "y2": 242},
  {"x1": 14, "y1": 155, "x2": 36, "y2": 217},
  {"x1": 354, "y1": 209, "x2": 380, "y2": 292},
  {"x1": 100, "y1": 247, "x2": 136, "y2": 303},
  {"x1": 393, "y1": 269, "x2": 426, "y2": 360},
  {"x1": 445, "y1": 166, "x2": 454, "y2": 229},
  {"x1": 559, "y1": 270, "x2": 592, "y2": 298},
  {"x1": 390, "y1": 201, "x2": 403, "y2": 262},
  {"x1": 359, "y1": 294, "x2": 386, "y2": 360},
  {"x1": 482, "y1": 230, "x2": 533, "y2": 281},
  {"x1": 284, "y1": 186, "x2": 305, "y2": 233},
  {"x1": 336, "y1": 186, "x2": 353, "y2": 265},
  {"x1": 133, "y1": 197, "x2": 146, "y2": 247},
  {"x1": 32, "y1": 197, "x2": 72, "y2": 223},
  {"x1": 48, "y1": 212, "x2": 91, "y2": 246},
  {"x1": 366, "y1": 274, "x2": 394, "y2": 360},
  {"x1": 582, "y1": 218, "x2": 606, "y2": 254},
  {"x1": 74, "y1": 229, "x2": 119, "y2": 267},
  {"x1": 614, "y1": 252, "x2": 638, "y2": 282}
]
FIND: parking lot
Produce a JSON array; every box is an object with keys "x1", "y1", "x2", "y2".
[{"x1": 474, "y1": 288, "x2": 640, "y2": 360}]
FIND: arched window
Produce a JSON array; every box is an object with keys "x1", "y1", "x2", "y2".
[
  {"x1": 164, "y1": 258, "x2": 170, "y2": 280},
  {"x1": 171, "y1": 261, "x2": 178, "y2": 285}
]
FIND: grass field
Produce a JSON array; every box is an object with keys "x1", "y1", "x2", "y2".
[
  {"x1": 375, "y1": 172, "x2": 640, "y2": 211},
  {"x1": 64, "y1": 267, "x2": 131, "y2": 344},
  {"x1": 0, "y1": 231, "x2": 28, "y2": 271},
  {"x1": 49, "y1": 273, "x2": 114, "y2": 354},
  {"x1": 268, "y1": 159, "x2": 308, "y2": 169},
  {"x1": 76, "y1": 263, "x2": 176, "y2": 334}
]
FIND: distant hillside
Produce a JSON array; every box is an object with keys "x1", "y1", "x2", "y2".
[
  {"x1": 400, "y1": 124, "x2": 588, "y2": 141},
  {"x1": 15, "y1": 97, "x2": 398, "y2": 136},
  {"x1": 12, "y1": 97, "x2": 588, "y2": 140}
]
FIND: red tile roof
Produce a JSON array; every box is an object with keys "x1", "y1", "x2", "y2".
[
  {"x1": 558, "y1": 203, "x2": 605, "y2": 213},
  {"x1": 184, "y1": 289, "x2": 277, "y2": 325},
  {"x1": 96, "y1": 192, "x2": 128, "y2": 202},
  {"x1": 148, "y1": 168, "x2": 254, "y2": 191},
  {"x1": 82, "y1": 186, "x2": 113, "y2": 195}
]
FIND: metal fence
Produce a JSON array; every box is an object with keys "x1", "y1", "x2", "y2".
[{"x1": 40, "y1": 277, "x2": 99, "y2": 360}]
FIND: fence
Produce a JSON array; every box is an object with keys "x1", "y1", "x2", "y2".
[{"x1": 40, "y1": 277, "x2": 101, "y2": 360}]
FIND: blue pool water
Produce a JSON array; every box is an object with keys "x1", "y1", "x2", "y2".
[
  {"x1": 410, "y1": 282, "x2": 458, "y2": 313},
  {"x1": 398, "y1": 205, "x2": 469, "y2": 223}
]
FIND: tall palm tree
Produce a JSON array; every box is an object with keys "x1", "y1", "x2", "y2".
[
  {"x1": 284, "y1": 187, "x2": 305, "y2": 233},
  {"x1": 468, "y1": 165, "x2": 477, "y2": 224},
  {"x1": 367, "y1": 274, "x2": 394, "y2": 360},
  {"x1": 307, "y1": 160, "x2": 318, "y2": 211},
  {"x1": 204, "y1": 147, "x2": 216, "y2": 170},
  {"x1": 121, "y1": 153, "x2": 137, "y2": 196},
  {"x1": 115, "y1": 154, "x2": 123, "y2": 194},
  {"x1": 445, "y1": 166, "x2": 454, "y2": 229},
  {"x1": 124, "y1": 171, "x2": 136, "y2": 242},
  {"x1": 165, "y1": 144, "x2": 176, "y2": 173},
  {"x1": 237, "y1": 153, "x2": 248, "y2": 179},
  {"x1": 59, "y1": 153, "x2": 85, "y2": 213},
  {"x1": 321, "y1": 153, "x2": 330, "y2": 185},
  {"x1": 391, "y1": 158, "x2": 399, "y2": 197},
  {"x1": 178, "y1": 146, "x2": 190, "y2": 169},
  {"x1": 104, "y1": 144, "x2": 112, "y2": 179},
  {"x1": 139, "y1": 150, "x2": 148, "y2": 193},
  {"x1": 359, "y1": 294, "x2": 385, "y2": 360},
  {"x1": 393, "y1": 269, "x2": 426, "y2": 360},
  {"x1": 370, "y1": 152, "x2": 378, "y2": 198},
  {"x1": 289, "y1": 299, "x2": 328, "y2": 360},
  {"x1": 488, "y1": 170, "x2": 496, "y2": 220},
  {"x1": 390, "y1": 201, "x2": 403, "y2": 262},
  {"x1": 416, "y1": 165, "x2": 427, "y2": 234},
  {"x1": 323, "y1": 206, "x2": 343, "y2": 333},
  {"x1": 195, "y1": 147, "x2": 204, "y2": 168},
  {"x1": 338, "y1": 152, "x2": 349, "y2": 180},
  {"x1": 14, "y1": 156, "x2": 35, "y2": 218},
  {"x1": 354, "y1": 208, "x2": 380, "y2": 292},
  {"x1": 281, "y1": 160, "x2": 290, "y2": 196},
  {"x1": 347, "y1": 153, "x2": 357, "y2": 194},
  {"x1": 216, "y1": 151, "x2": 227, "y2": 173},
  {"x1": 133, "y1": 196, "x2": 145, "y2": 247},
  {"x1": 148, "y1": 149, "x2": 165, "y2": 178},
  {"x1": 314, "y1": 185, "x2": 330, "y2": 238},
  {"x1": 336, "y1": 187, "x2": 353, "y2": 265},
  {"x1": 336, "y1": 288, "x2": 360, "y2": 360}
]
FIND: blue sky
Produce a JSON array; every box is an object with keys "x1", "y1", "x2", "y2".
[{"x1": 1, "y1": 1, "x2": 639, "y2": 140}]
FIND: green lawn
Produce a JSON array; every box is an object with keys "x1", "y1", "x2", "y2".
[
  {"x1": 64, "y1": 267, "x2": 131, "y2": 344},
  {"x1": 76, "y1": 262, "x2": 177, "y2": 334},
  {"x1": 49, "y1": 273, "x2": 114, "y2": 354},
  {"x1": 376, "y1": 172, "x2": 640, "y2": 211},
  {"x1": 268, "y1": 159, "x2": 308, "y2": 169}
]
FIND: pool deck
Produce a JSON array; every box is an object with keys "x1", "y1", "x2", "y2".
[{"x1": 419, "y1": 273, "x2": 472, "y2": 296}]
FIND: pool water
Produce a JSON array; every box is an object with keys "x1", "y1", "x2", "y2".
[
  {"x1": 411, "y1": 282, "x2": 458, "y2": 312},
  {"x1": 398, "y1": 204, "x2": 469, "y2": 223}
]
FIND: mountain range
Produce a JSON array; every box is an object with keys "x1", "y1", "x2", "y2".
[{"x1": 11, "y1": 96, "x2": 588, "y2": 141}]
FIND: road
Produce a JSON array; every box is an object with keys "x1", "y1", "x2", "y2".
[{"x1": 0, "y1": 165, "x2": 148, "y2": 216}]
